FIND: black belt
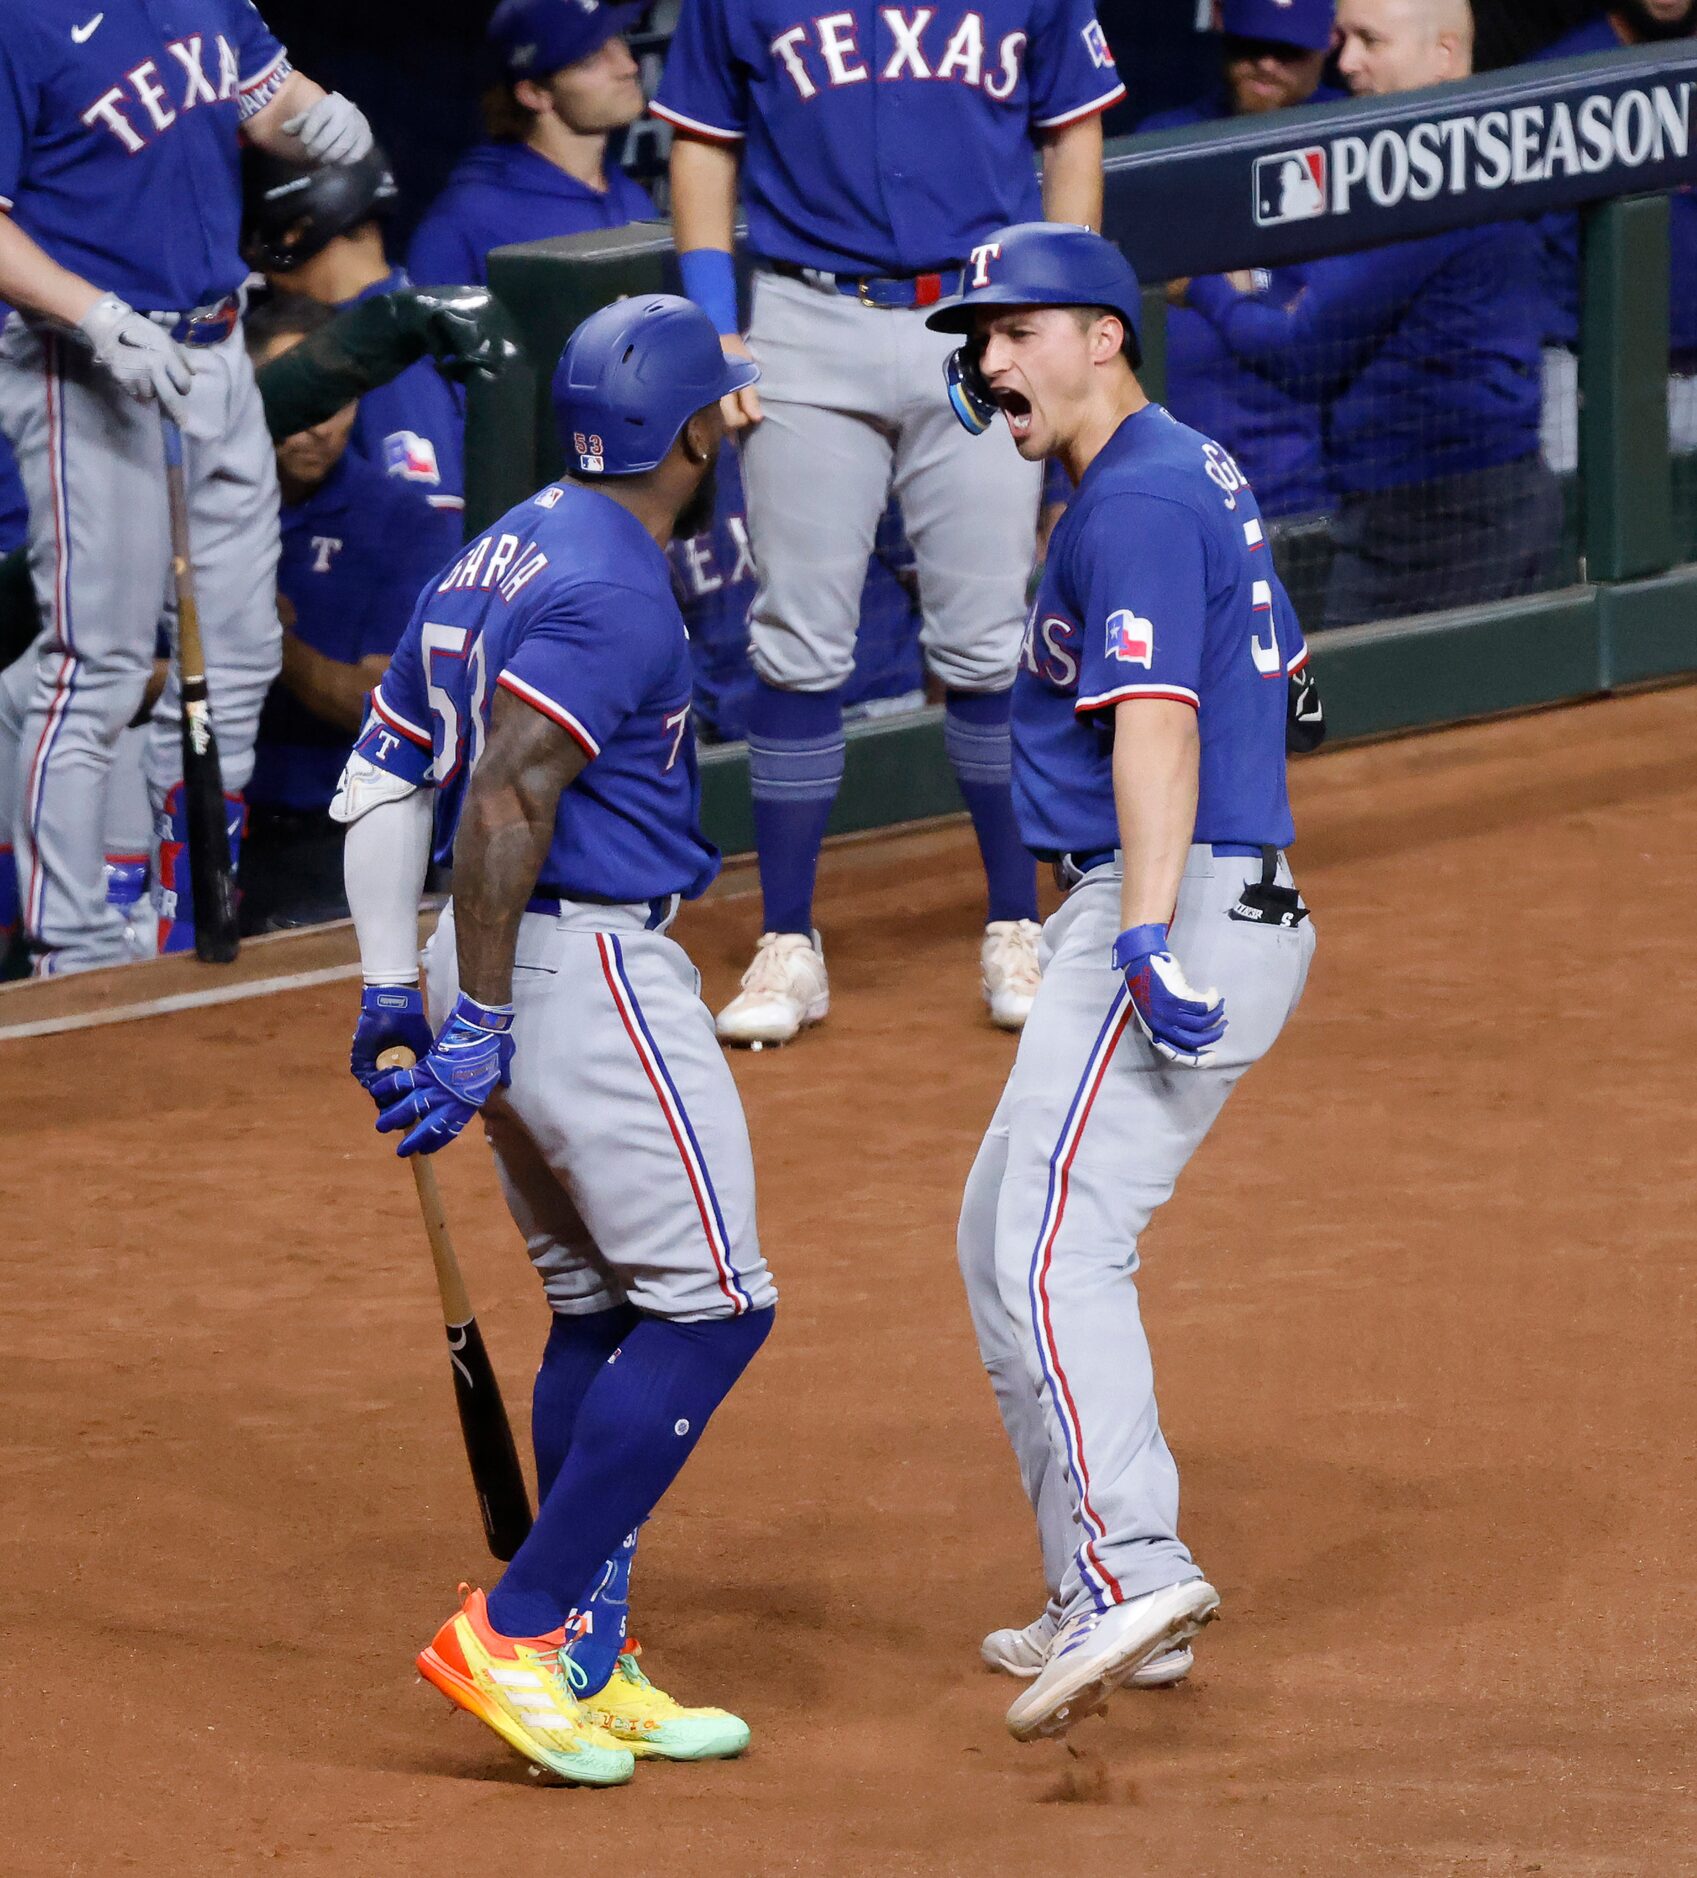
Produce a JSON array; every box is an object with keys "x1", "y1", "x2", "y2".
[
  {"x1": 764, "y1": 259, "x2": 965, "y2": 309},
  {"x1": 525, "y1": 891, "x2": 678, "y2": 930},
  {"x1": 1050, "y1": 842, "x2": 1271, "y2": 892}
]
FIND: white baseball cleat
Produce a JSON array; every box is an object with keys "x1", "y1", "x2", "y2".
[
  {"x1": 981, "y1": 919, "x2": 1042, "y2": 1030},
  {"x1": 715, "y1": 930, "x2": 830, "y2": 1046},
  {"x1": 982, "y1": 1611, "x2": 1193, "y2": 1688},
  {"x1": 1004, "y1": 1579, "x2": 1220, "y2": 1742}
]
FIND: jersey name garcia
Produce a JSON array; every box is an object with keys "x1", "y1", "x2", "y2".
[
  {"x1": 652, "y1": 0, "x2": 1125, "y2": 276},
  {"x1": 1013, "y1": 405, "x2": 1307, "y2": 858},
  {"x1": 357, "y1": 482, "x2": 720, "y2": 907}
]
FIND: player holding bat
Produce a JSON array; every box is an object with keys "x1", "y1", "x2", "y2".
[{"x1": 336, "y1": 293, "x2": 776, "y2": 1788}]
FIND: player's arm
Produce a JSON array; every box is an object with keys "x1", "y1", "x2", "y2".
[
  {"x1": 1040, "y1": 116, "x2": 1105, "y2": 231},
  {"x1": 0, "y1": 214, "x2": 101, "y2": 326},
  {"x1": 452, "y1": 688, "x2": 590, "y2": 1007},
  {"x1": 1113, "y1": 701, "x2": 1199, "y2": 932},
  {"x1": 278, "y1": 634, "x2": 389, "y2": 733},
  {"x1": 245, "y1": 69, "x2": 373, "y2": 168},
  {"x1": 669, "y1": 137, "x2": 760, "y2": 429}
]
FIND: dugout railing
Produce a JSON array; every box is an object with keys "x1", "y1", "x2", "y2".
[{"x1": 468, "y1": 45, "x2": 1697, "y2": 856}]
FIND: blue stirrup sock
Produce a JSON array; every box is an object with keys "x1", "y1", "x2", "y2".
[
  {"x1": 562, "y1": 1526, "x2": 640, "y2": 1697},
  {"x1": 530, "y1": 1305, "x2": 640, "y2": 1501},
  {"x1": 486, "y1": 1308, "x2": 775, "y2": 1642},
  {"x1": 944, "y1": 688, "x2": 1038, "y2": 924},
  {"x1": 747, "y1": 681, "x2": 845, "y2": 936}
]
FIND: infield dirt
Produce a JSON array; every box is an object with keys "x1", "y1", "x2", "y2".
[{"x1": 4, "y1": 685, "x2": 1695, "y2": 1876}]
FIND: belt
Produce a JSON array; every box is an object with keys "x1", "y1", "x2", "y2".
[
  {"x1": 764, "y1": 259, "x2": 964, "y2": 310},
  {"x1": 1051, "y1": 843, "x2": 1268, "y2": 892},
  {"x1": 146, "y1": 293, "x2": 242, "y2": 348},
  {"x1": 525, "y1": 891, "x2": 680, "y2": 930}
]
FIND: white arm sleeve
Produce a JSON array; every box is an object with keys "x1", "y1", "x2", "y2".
[{"x1": 341, "y1": 779, "x2": 434, "y2": 986}]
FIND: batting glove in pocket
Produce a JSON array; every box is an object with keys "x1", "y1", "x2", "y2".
[
  {"x1": 1112, "y1": 923, "x2": 1226, "y2": 1067},
  {"x1": 349, "y1": 984, "x2": 435, "y2": 1103},
  {"x1": 370, "y1": 993, "x2": 515, "y2": 1157}
]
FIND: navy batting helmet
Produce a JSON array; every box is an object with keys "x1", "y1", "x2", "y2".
[
  {"x1": 926, "y1": 223, "x2": 1143, "y2": 434},
  {"x1": 552, "y1": 295, "x2": 759, "y2": 477},
  {"x1": 243, "y1": 147, "x2": 399, "y2": 274}
]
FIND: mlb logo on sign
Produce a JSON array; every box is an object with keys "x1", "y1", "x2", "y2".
[
  {"x1": 1253, "y1": 148, "x2": 1328, "y2": 227},
  {"x1": 1105, "y1": 609, "x2": 1154, "y2": 668}
]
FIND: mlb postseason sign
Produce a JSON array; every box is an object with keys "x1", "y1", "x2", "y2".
[{"x1": 1108, "y1": 45, "x2": 1697, "y2": 278}]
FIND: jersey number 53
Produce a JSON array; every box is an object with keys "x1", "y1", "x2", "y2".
[{"x1": 421, "y1": 621, "x2": 489, "y2": 787}]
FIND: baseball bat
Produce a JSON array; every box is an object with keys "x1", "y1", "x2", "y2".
[
  {"x1": 377, "y1": 1046, "x2": 535, "y2": 1561},
  {"x1": 161, "y1": 420, "x2": 240, "y2": 964}
]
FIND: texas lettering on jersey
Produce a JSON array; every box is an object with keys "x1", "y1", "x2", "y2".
[
  {"x1": 768, "y1": 9, "x2": 1040, "y2": 102},
  {"x1": 81, "y1": 33, "x2": 279, "y2": 152}
]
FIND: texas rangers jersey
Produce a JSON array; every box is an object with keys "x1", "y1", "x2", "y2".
[
  {"x1": 345, "y1": 267, "x2": 467, "y2": 511},
  {"x1": 1014, "y1": 404, "x2": 1305, "y2": 857},
  {"x1": 0, "y1": 0, "x2": 291, "y2": 312},
  {"x1": 357, "y1": 481, "x2": 719, "y2": 904},
  {"x1": 651, "y1": 0, "x2": 1126, "y2": 275},
  {"x1": 249, "y1": 450, "x2": 461, "y2": 814}
]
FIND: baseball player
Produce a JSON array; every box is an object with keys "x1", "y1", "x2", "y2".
[
  {"x1": 0, "y1": 0, "x2": 373, "y2": 973},
  {"x1": 406, "y1": 0, "x2": 657, "y2": 291},
  {"x1": 242, "y1": 297, "x2": 462, "y2": 932},
  {"x1": 244, "y1": 148, "x2": 468, "y2": 516},
  {"x1": 334, "y1": 294, "x2": 775, "y2": 1786},
  {"x1": 930, "y1": 225, "x2": 1316, "y2": 1740},
  {"x1": 653, "y1": 0, "x2": 1126, "y2": 1045}
]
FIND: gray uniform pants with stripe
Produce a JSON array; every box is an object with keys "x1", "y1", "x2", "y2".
[
  {"x1": 956, "y1": 848, "x2": 1314, "y2": 1618},
  {"x1": 0, "y1": 316, "x2": 279, "y2": 971},
  {"x1": 425, "y1": 901, "x2": 777, "y2": 1323},
  {"x1": 740, "y1": 270, "x2": 1042, "y2": 694}
]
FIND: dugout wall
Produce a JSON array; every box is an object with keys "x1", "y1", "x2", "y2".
[{"x1": 470, "y1": 45, "x2": 1697, "y2": 855}]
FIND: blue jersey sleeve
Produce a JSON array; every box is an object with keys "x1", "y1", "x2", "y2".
[
  {"x1": 1070, "y1": 494, "x2": 1208, "y2": 716},
  {"x1": 495, "y1": 582, "x2": 662, "y2": 760},
  {"x1": 652, "y1": 0, "x2": 748, "y2": 141},
  {"x1": 361, "y1": 615, "x2": 435, "y2": 783},
  {"x1": 1028, "y1": 0, "x2": 1126, "y2": 130},
  {"x1": 0, "y1": 28, "x2": 41, "y2": 211},
  {"x1": 226, "y1": 1, "x2": 292, "y2": 119}
]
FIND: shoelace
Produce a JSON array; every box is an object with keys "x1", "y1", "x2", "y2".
[{"x1": 739, "y1": 934, "x2": 810, "y2": 994}]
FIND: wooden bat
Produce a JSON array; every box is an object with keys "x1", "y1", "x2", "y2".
[
  {"x1": 377, "y1": 1046, "x2": 535, "y2": 1561},
  {"x1": 161, "y1": 419, "x2": 239, "y2": 964}
]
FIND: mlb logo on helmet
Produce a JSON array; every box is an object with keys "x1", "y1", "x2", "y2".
[
  {"x1": 1253, "y1": 148, "x2": 1328, "y2": 226},
  {"x1": 385, "y1": 430, "x2": 442, "y2": 484},
  {"x1": 1106, "y1": 608, "x2": 1154, "y2": 667}
]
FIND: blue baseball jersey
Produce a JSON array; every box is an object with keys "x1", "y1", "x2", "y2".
[
  {"x1": 1014, "y1": 404, "x2": 1305, "y2": 857},
  {"x1": 406, "y1": 142, "x2": 657, "y2": 290},
  {"x1": 358, "y1": 481, "x2": 719, "y2": 904},
  {"x1": 0, "y1": 0, "x2": 290, "y2": 312},
  {"x1": 345, "y1": 267, "x2": 467, "y2": 512},
  {"x1": 249, "y1": 451, "x2": 462, "y2": 815},
  {"x1": 651, "y1": 0, "x2": 1126, "y2": 275}
]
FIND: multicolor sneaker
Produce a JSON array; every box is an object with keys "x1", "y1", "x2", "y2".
[
  {"x1": 416, "y1": 1585, "x2": 636, "y2": 1786},
  {"x1": 579, "y1": 1641, "x2": 751, "y2": 1761}
]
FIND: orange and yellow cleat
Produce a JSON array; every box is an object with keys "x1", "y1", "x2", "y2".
[
  {"x1": 580, "y1": 1640, "x2": 751, "y2": 1762},
  {"x1": 417, "y1": 1585, "x2": 635, "y2": 1787}
]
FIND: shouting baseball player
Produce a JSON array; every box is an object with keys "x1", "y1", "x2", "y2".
[
  {"x1": 653, "y1": 0, "x2": 1127, "y2": 1044},
  {"x1": 333, "y1": 295, "x2": 775, "y2": 1787},
  {"x1": 932, "y1": 226, "x2": 1317, "y2": 1740},
  {"x1": 0, "y1": 0, "x2": 373, "y2": 972}
]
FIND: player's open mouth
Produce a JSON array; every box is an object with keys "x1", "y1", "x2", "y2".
[{"x1": 997, "y1": 389, "x2": 1034, "y2": 440}]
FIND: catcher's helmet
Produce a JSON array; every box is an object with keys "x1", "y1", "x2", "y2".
[
  {"x1": 552, "y1": 295, "x2": 759, "y2": 477},
  {"x1": 242, "y1": 147, "x2": 399, "y2": 274},
  {"x1": 925, "y1": 223, "x2": 1143, "y2": 434}
]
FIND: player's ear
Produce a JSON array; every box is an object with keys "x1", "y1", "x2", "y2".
[
  {"x1": 1092, "y1": 314, "x2": 1124, "y2": 366},
  {"x1": 681, "y1": 406, "x2": 721, "y2": 466}
]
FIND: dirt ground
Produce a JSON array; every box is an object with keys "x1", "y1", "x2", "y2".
[{"x1": 4, "y1": 686, "x2": 1696, "y2": 1876}]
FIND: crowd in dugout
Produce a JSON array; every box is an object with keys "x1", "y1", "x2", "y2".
[{"x1": 0, "y1": 0, "x2": 1692, "y2": 961}]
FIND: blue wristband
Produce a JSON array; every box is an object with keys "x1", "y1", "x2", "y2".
[
  {"x1": 678, "y1": 247, "x2": 740, "y2": 337},
  {"x1": 1111, "y1": 923, "x2": 1169, "y2": 972},
  {"x1": 452, "y1": 991, "x2": 514, "y2": 1034}
]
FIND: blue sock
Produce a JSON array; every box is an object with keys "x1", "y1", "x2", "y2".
[
  {"x1": 747, "y1": 682, "x2": 844, "y2": 935},
  {"x1": 531, "y1": 1305, "x2": 640, "y2": 1500},
  {"x1": 563, "y1": 1525, "x2": 640, "y2": 1697},
  {"x1": 486, "y1": 1308, "x2": 774, "y2": 1640},
  {"x1": 945, "y1": 689, "x2": 1038, "y2": 924}
]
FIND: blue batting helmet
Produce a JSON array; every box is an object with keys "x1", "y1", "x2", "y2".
[
  {"x1": 926, "y1": 224, "x2": 1143, "y2": 434},
  {"x1": 552, "y1": 294, "x2": 759, "y2": 476}
]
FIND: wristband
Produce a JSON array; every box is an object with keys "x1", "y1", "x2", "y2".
[
  {"x1": 678, "y1": 248, "x2": 741, "y2": 337},
  {"x1": 452, "y1": 991, "x2": 514, "y2": 1033},
  {"x1": 1111, "y1": 923, "x2": 1169, "y2": 972}
]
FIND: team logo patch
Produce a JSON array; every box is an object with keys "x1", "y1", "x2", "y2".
[
  {"x1": 1253, "y1": 148, "x2": 1328, "y2": 227},
  {"x1": 1082, "y1": 20, "x2": 1114, "y2": 68},
  {"x1": 1105, "y1": 609, "x2": 1154, "y2": 668},
  {"x1": 384, "y1": 430, "x2": 442, "y2": 485},
  {"x1": 535, "y1": 485, "x2": 564, "y2": 508}
]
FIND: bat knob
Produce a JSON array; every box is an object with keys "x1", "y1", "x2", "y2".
[{"x1": 377, "y1": 1046, "x2": 419, "y2": 1071}]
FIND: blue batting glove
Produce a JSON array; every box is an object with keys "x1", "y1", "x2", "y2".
[
  {"x1": 349, "y1": 984, "x2": 435, "y2": 1103},
  {"x1": 1112, "y1": 923, "x2": 1227, "y2": 1067},
  {"x1": 370, "y1": 993, "x2": 515, "y2": 1157}
]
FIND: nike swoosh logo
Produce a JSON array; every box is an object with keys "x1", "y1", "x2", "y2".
[{"x1": 72, "y1": 13, "x2": 105, "y2": 43}]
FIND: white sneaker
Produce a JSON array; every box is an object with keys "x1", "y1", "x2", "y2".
[
  {"x1": 1005, "y1": 1579, "x2": 1220, "y2": 1742},
  {"x1": 715, "y1": 931, "x2": 830, "y2": 1046},
  {"x1": 981, "y1": 919, "x2": 1041, "y2": 1030},
  {"x1": 982, "y1": 1611, "x2": 1193, "y2": 1688}
]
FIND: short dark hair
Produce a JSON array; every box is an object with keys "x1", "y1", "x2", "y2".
[
  {"x1": 1067, "y1": 303, "x2": 1139, "y2": 365},
  {"x1": 481, "y1": 80, "x2": 539, "y2": 141},
  {"x1": 244, "y1": 291, "x2": 337, "y2": 360}
]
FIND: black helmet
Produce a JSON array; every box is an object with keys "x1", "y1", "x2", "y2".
[{"x1": 242, "y1": 146, "x2": 399, "y2": 273}]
